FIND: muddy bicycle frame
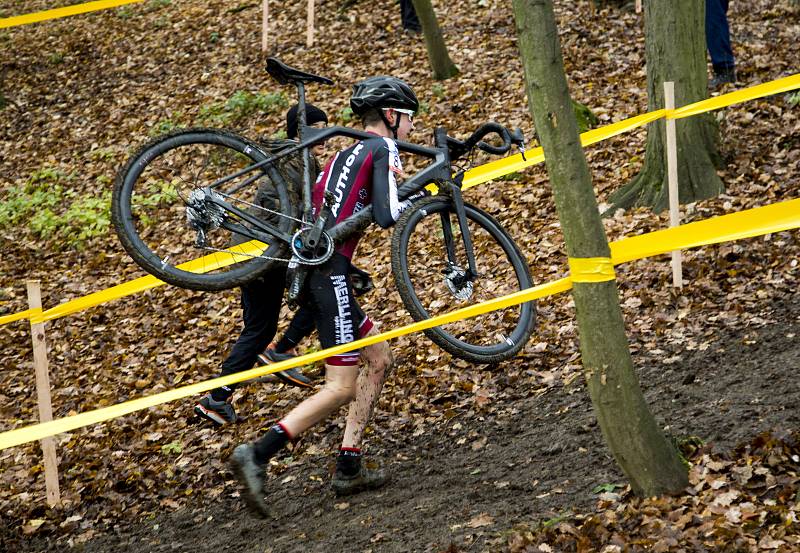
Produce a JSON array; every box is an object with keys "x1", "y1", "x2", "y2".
[{"x1": 200, "y1": 95, "x2": 495, "y2": 278}]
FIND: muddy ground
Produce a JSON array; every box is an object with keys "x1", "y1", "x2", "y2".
[{"x1": 18, "y1": 291, "x2": 796, "y2": 553}]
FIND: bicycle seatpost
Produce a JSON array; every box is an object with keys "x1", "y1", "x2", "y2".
[{"x1": 296, "y1": 81, "x2": 314, "y2": 221}]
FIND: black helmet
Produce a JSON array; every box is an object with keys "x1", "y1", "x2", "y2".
[{"x1": 350, "y1": 76, "x2": 419, "y2": 116}]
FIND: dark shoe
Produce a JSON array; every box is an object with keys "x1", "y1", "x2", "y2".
[
  {"x1": 710, "y1": 67, "x2": 736, "y2": 89},
  {"x1": 258, "y1": 350, "x2": 313, "y2": 389},
  {"x1": 194, "y1": 394, "x2": 237, "y2": 426},
  {"x1": 230, "y1": 444, "x2": 269, "y2": 517},
  {"x1": 331, "y1": 465, "x2": 389, "y2": 496},
  {"x1": 259, "y1": 349, "x2": 297, "y2": 363}
]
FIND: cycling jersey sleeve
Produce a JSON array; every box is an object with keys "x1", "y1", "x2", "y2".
[{"x1": 371, "y1": 137, "x2": 405, "y2": 229}]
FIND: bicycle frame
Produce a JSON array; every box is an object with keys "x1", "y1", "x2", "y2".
[{"x1": 202, "y1": 79, "x2": 482, "y2": 278}]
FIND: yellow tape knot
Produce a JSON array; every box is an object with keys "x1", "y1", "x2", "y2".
[{"x1": 568, "y1": 257, "x2": 616, "y2": 283}]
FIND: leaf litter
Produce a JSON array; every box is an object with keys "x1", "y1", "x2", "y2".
[{"x1": 0, "y1": 0, "x2": 799, "y2": 551}]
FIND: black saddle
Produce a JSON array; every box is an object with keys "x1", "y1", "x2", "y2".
[{"x1": 266, "y1": 58, "x2": 333, "y2": 86}]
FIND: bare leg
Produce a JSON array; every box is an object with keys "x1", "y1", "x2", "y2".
[
  {"x1": 280, "y1": 364, "x2": 358, "y2": 438},
  {"x1": 341, "y1": 326, "x2": 394, "y2": 449}
]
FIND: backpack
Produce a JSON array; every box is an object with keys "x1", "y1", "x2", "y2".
[
  {"x1": 229, "y1": 139, "x2": 319, "y2": 247},
  {"x1": 254, "y1": 138, "x2": 320, "y2": 222}
]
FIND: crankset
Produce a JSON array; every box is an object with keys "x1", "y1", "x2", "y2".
[{"x1": 290, "y1": 226, "x2": 335, "y2": 266}]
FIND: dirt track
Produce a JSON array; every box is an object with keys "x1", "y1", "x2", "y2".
[{"x1": 24, "y1": 292, "x2": 795, "y2": 553}]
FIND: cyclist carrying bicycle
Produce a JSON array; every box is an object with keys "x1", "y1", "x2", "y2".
[{"x1": 231, "y1": 75, "x2": 427, "y2": 515}]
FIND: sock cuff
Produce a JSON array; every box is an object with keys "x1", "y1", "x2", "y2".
[
  {"x1": 276, "y1": 421, "x2": 294, "y2": 441},
  {"x1": 339, "y1": 446, "x2": 361, "y2": 456}
]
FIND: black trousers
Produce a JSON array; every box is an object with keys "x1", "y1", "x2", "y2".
[
  {"x1": 399, "y1": 0, "x2": 421, "y2": 31},
  {"x1": 217, "y1": 267, "x2": 314, "y2": 391}
]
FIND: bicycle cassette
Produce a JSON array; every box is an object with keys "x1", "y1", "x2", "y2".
[{"x1": 186, "y1": 188, "x2": 227, "y2": 247}]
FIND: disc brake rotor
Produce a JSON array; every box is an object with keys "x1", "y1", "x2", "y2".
[{"x1": 443, "y1": 263, "x2": 474, "y2": 301}]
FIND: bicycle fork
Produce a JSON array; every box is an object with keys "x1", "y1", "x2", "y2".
[{"x1": 440, "y1": 180, "x2": 479, "y2": 301}]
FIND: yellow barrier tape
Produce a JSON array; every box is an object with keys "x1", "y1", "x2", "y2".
[
  {"x1": 2, "y1": 198, "x2": 800, "y2": 450},
  {"x1": 25, "y1": 240, "x2": 267, "y2": 325},
  {"x1": 568, "y1": 257, "x2": 616, "y2": 283},
  {"x1": 461, "y1": 110, "x2": 667, "y2": 191},
  {"x1": 0, "y1": 308, "x2": 37, "y2": 327},
  {"x1": 610, "y1": 198, "x2": 800, "y2": 265},
  {"x1": 672, "y1": 73, "x2": 800, "y2": 119},
  {"x1": 461, "y1": 73, "x2": 800, "y2": 191},
  {"x1": 0, "y1": 0, "x2": 143, "y2": 29},
  {"x1": 0, "y1": 278, "x2": 557, "y2": 450}
]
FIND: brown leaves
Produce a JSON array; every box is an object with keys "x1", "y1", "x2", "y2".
[
  {"x1": 465, "y1": 512, "x2": 494, "y2": 528},
  {"x1": 506, "y1": 430, "x2": 800, "y2": 551},
  {"x1": 1, "y1": 0, "x2": 799, "y2": 551}
]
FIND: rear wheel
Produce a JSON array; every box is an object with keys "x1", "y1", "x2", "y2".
[
  {"x1": 391, "y1": 196, "x2": 536, "y2": 364},
  {"x1": 112, "y1": 128, "x2": 294, "y2": 291}
]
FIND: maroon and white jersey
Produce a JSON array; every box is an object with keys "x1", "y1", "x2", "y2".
[{"x1": 312, "y1": 134, "x2": 406, "y2": 259}]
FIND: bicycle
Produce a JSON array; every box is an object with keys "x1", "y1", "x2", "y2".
[{"x1": 111, "y1": 58, "x2": 536, "y2": 364}]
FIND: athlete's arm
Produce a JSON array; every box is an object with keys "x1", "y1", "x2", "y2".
[{"x1": 371, "y1": 139, "x2": 405, "y2": 229}]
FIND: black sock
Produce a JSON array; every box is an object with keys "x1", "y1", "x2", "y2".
[
  {"x1": 336, "y1": 447, "x2": 361, "y2": 477},
  {"x1": 253, "y1": 424, "x2": 290, "y2": 466},
  {"x1": 210, "y1": 385, "x2": 233, "y2": 403}
]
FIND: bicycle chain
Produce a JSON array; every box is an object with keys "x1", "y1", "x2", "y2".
[{"x1": 198, "y1": 245, "x2": 293, "y2": 264}]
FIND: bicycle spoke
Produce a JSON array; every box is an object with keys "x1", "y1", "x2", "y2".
[
  {"x1": 403, "y1": 209, "x2": 525, "y2": 350},
  {"x1": 123, "y1": 137, "x2": 286, "y2": 280}
]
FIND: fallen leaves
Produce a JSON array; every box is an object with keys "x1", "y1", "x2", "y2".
[
  {"x1": 506, "y1": 430, "x2": 800, "y2": 552},
  {"x1": 466, "y1": 512, "x2": 494, "y2": 528},
  {"x1": 0, "y1": 0, "x2": 799, "y2": 551}
]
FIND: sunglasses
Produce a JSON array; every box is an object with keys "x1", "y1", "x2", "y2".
[{"x1": 385, "y1": 108, "x2": 415, "y2": 122}]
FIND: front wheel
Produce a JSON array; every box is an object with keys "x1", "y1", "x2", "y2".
[
  {"x1": 111, "y1": 128, "x2": 294, "y2": 291},
  {"x1": 391, "y1": 196, "x2": 536, "y2": 364}
]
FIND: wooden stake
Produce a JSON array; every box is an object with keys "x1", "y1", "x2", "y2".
[
  {"x1": 635, "y1": 0, "x2": 642, "y2": 14},
  {"x1": 26, "y1": 280, "x2": 61, "y2": 507},
  {"x1": 663, "y1": 81, "x2": 683, "y2": 289},
  {"x1": 307, "y1": 0, "x2": 314, "y2": 47},
  {"x1": 261, "y1": 0, "x2": 268, "y2": 52}
]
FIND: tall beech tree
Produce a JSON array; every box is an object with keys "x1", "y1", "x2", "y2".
[
  {"x1": 609, "y1": 0, "x2": 723, "y2": 212},
  {"x1": 511, "y1": 0, "x2": 688, "y2": 496},
  {"x1": 411, "y1": 0, "x2": 459, "y2": 80}
]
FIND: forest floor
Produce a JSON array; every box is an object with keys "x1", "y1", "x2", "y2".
[
  {"x1": 1, "y1": 0, "x2": 799, "y2": 551},
  {"x1": 31, "y1": 292, "x2": 800, "y2": 553}
]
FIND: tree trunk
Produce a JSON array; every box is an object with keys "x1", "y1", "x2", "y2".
[
  {"x1": 512, "y1": 0, "x2": 688, "y2": 497},
  {"x1": 410, "y1": 0, "x2": 459, "y2": 81},
  {"x1": 608, "y1": 0, "x2": 722, "y2": 213}
]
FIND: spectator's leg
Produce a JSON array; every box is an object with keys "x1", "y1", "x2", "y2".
[
  {"x1": 274, "y1": 305, "x2": 315, "y2": 353},
  {"x1": 706, "y1": 0, "x2": 735, "y2": 79},
  {"x1": 210, "y1": 271, "x2": 284, "y2": 401},
  {"x1": 399, "y1": 0, "x2": 421, "y2": 32}
]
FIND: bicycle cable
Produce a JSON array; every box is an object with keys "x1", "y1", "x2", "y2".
[{"x1": 214, "y1": 189, "x2": 308, "y2": 228}]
